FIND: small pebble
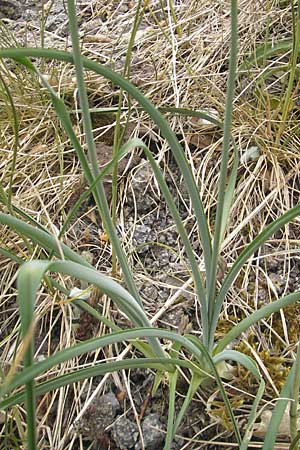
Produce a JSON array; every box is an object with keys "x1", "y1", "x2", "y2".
[
  {"x1": 75, "y1": 392, "x2": 120, "y2": 440},
  {"x1": 135, "y1": 414, "x2": 165, "y2": 450},
  {"x1": 112, "y1": 417, "x2": 138, "y2": 450}
]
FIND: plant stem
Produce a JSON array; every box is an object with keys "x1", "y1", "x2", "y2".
[
  {"x1": 290, "y1": 341, "x2": 300, "y2": 445},
  {"x1": 275, "y1": 0, "x2": 300, "y2": 144},
  {"x1": 66, "y1": 0, "x2": 141, "y2": 303},
  {"x1": 111, "y1": 0, "x2": 144, "y2": 274},
  {"x1": 207, "y1": 0, "x2": 238, "y2": 345},
  {"x1": 0, "y1": 72, "x2": 19, "y2": 211}
]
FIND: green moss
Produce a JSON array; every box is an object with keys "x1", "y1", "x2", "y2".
[
  {"x1": 235, "y1": 337, "x2": 289, "y2": 392},
  {"x1": 209, "y1": 397, "x2": 244, "y2": 430},
  {"x1": 273, "y1": 302, "x2": 300, "y2": 346}
]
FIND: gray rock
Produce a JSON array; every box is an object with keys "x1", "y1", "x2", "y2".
[
  {"x1": 171, "y1": 436, "x2": 185, "y2": 450},
  {"x1": 132, "y1": 162, "x2": 152, "y2": 187},
  {"x1": 112, "y1": 417, "x2": 138, "y2": 449},
  {"x1": 133, "y1": 224, "x2": 156, "y2": 253},
  {"x1": 135, "y1": 414, "x2": 165, "y2": 450},
  {"x1": 0, "y1": 0, "x2": 22, "y2": 19},
  {"x1": 75, "y1": 392, "x2": 120, "y2": 440},
  {"x1": 140, "y1": 283, "x2": 159, "y2": 301}
]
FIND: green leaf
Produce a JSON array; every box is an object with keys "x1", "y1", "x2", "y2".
[
  {"x1": 152, "y1": 371, "x2": 166, "y2": 400},
  {"x1": 215, "y1": 291, "x2": 300, "y2": 354},
  {"x1": 0, "y1": 47, "x2": 212, "y2": 293},
  {"x1": 262, "y1": 364, "x2": 296, "y2": 449},
  {"x1": 206, "y1": 0, "x2": 238, "y2": 338},
  {"x1": 185, "y1": 334, "x2": 241, "y2": 444},
  {"x1": 164, "y1": 370, "x2": 178, "y2": 450},
  {"x1": 213, "y1": 350, "x2": 261, "y2": 379},
  {"x1": 0, "y1": 213, "x2": 91, "y2": 267},
  {"x1": 219, "y1": 143, "x2": 238, "y2": 244},
  {"x1": 213, "y1": 348, "x2": 267, "y2": 448},
  {"x1": 17, "y1": 260, "x2": 51, "y2": 450},
  {"x1": 239, "y1": 39, "x2": 293, "y2": 71},
  {"x1": 240, "y1": 380, "x2": 265, "y2": 450},
  {"x1": 172, "y1": 372, "x2": 203, "y2": 437},
  {"x1": 0, "y1": 358, "x2": 185, "y2": 410},
  {"x1": 129, "y1": 138, "x2": 208, "y2": 343},
  {"x1": 210, "y1": 205, "x2": 300, "y2": 350}
]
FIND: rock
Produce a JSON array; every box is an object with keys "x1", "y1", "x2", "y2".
[
  {"x1": 135, "y1": 414, "x2": 165, "y2": 450},
  {"x1": 133, "y1": 224, "x2": 155, "y2": 253},
  {"x1": 140, "y1": 283, "x2": 159, "y2": 301},
  {"x1": 132, "y1": 162, "x2": 153, "y2": 187},
  {"x1": 75, "y1": 392, "x2": 120, "y2": 440},
  {"x1": 0, "y1": 0, "x2": 22, "y2": 20},
  {"x1": 112, "y1": 417, "x2": 138, "y2": 449},
  {"x1": 171, "y1": 436, "x2": 185, "y2": 450},
  {"x1": 253, "y1": 404, "x2": 300, "y2": 439}
]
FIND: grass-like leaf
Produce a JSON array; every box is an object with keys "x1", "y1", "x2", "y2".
[
  {"x1": 209, "y1": 205, "x2": 300, "y2": 350},
  {"x1": 0, "y1": 213, "x2": 92, "y2": 267},
  {"x1": 0, "y1": 47, "x2": 212, "y2": 282},
  {"x1": 207, "y1": 0, "x2": 238, "y2": 329},
  {"x1": 239, "y1": 39, "x2": 294, "y2": 71},
  {"x1": 164, "y1": 370, "x2": 178, "y2": 450},
  {"x1": 240, "y1": 380, "x2": 265, "y2": 450},
  {"x1": 215, "y1": 291, "x2": 300, "y2": 354},
  {"x1": 1, "y1": 358, "x2": 189, "y2": 410},
  {"x1": 213, "y1": 350, "x2": 261, "y2": 379},
  {"x1": 262, "y1": 363, "x2": 296, "y2": 449},
  {"x1": 1, "y1": 258, "x2": 240, "y2": 446}
]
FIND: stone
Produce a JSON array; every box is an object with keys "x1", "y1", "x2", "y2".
[
  {"x1": 112, "y1": 416, "x2": 138, "y2": 449},
  {"x1": 135, "y1": 414, "x2": 165, "y2": 450}
]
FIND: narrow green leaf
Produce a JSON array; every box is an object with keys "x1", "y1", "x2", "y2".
[
  {"x1": 173, "y1": 372, "x2": 203, "y2": 437},
  {"x1": 2, "y1": 327, "x2": 195, "y2": 398},
  {"x1": 0, "y1": 357, "x2": 197, "y2": 411},
  {"x1": 74, "y1": 105, "x2": 223, "y2": 128},
  {"x1": 185, "y1": 334, "x2": 241, "y2": 444},
  {"x1": 213, "y1": 350, "x2": 261, "y2": 379},
  {"x1": 130, "y1": 138, "x2": 208, "y2": 344},
  {"x1": 215, "y1": 291, "x2": 300, "y2": 354},
  {"x1": 240, "y1": 380, "x2": 265, "y2": 450},
  {"x1": 17, "y1": 260, "x2": 51, "y2": 450},
  {"x1": 0, "y1": 47, "x2": 212, "y2": 290},
  {"x1": 290, "y1": 342, "x2": 300, "y2": 442},
  {"x1": 207, "y1": 0, "x2": 238, "y2": 336},
  {"x1": 152, "y1": 371, "x2": 164, "y2": 396},
  {"x1": 0, "y1": 247, "x2": 23, "y2": 264},
  {"x1": 36, "y1": 64, "x2": 142, "y2": 305},
  {"x1": 0, "y1": 213, "x2": 92, "y2": 267},
  {"x1": 262, "y1": 364, "x2": 295, "y2": 450},
  {"x1": 219, "y1": 143, "x2": 238, "y2": 244},
  {"x1": 0, "y1": 72, "x2": 19, "y2": 209},
  {"x1": 210, "y1": 205, "x2": 300, "y2": 350},
  {"x1": 239, "y1": 39, "x2": 293, "y2": 71},
  {"x1": 12, "y1": 56, "x2": 35, "y2": 71},
  {"x1": 164, "y1": 370, "x2": 178, "y2": 450}
]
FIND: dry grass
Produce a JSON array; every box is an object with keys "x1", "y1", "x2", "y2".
[{"x1": 1, "y1": 0, "x2": 300, "y2": 448}]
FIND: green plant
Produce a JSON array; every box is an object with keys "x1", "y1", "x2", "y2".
[
  {"x1": 239, "y1": 0, "x2": 300, "y2": 147},
  {"x1": 0, "y1": 1, "x2": 300, "y2": 449}
]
